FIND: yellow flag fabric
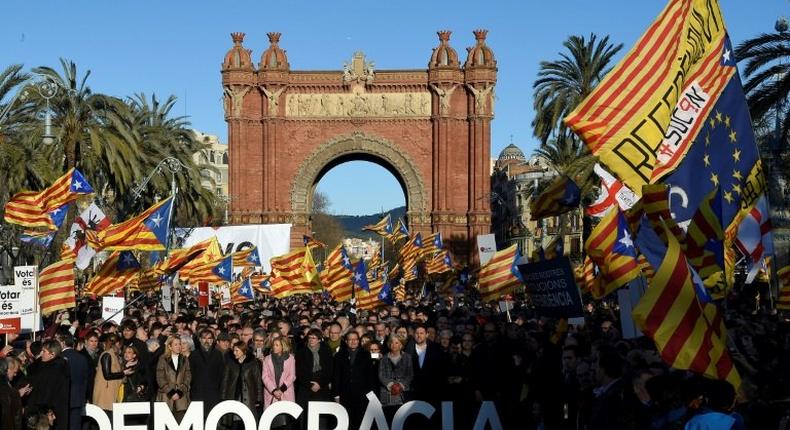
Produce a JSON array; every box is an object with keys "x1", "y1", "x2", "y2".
[{"x1": 565, "y1": 0, "x2": 731, "y2": 194}]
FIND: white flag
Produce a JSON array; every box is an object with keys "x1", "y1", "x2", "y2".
[{"x1": 65, "y1": 203, "x2": 110, "y2": 270}]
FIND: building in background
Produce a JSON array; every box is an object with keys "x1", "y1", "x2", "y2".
[
  {"x1": 192, "y1": 130, "x2": 229, "y2": 197},
  {"x1": 490, "y1": 143, "x2": 583, "y2": 261},
  {"x1": 343, "y1": 237, "x2": 380, "y2": 261}
]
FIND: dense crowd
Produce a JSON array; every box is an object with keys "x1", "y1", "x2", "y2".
[{"x1": 0, "y1": 280, "x2": 789, "y2": 430}]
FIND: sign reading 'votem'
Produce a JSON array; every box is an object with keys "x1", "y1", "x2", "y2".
[{"x1": 518, "y1": 256, "x2": 584, "y2": 318}]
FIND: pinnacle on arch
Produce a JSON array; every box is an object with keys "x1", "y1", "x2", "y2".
[
  {"x1": 231, "y1": 32, "x2": 246, "y2": 45},
  {"x1": 473, "y1": 29, "x2": 488, "y2": 43},
  {"x1": 267, "y1": 32, "x2": 282, "y2": 44},
  {"x1": 437, "y1": 30, "x2": 452, "y2": 43}
]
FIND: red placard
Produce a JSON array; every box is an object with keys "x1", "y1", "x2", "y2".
[
  {"x1": 0, "y1": 318, "x2": 21, "y2": 334},
  {"x1": 198, "y1": 282, "x2": 209, "y2": 308}
]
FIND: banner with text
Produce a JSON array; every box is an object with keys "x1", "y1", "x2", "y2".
[
  {"x1": 177, "y1": 224, "x2": 292, "y2": 273},
  {"x1": 477, "y1": 234, "x2": 497, "y2": 266},
  {"x1": 518, "y1": 256, "x2": 584, "y2": 318},
  {"x1": 14, "y1": 266, "x2": 40, "y2": 331}
]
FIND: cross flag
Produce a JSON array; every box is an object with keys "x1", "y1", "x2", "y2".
[
  {"x1": 354, "y1": 258, "x2": 370, "y2": 292},
  {"x1": 92, "y1": 197, "x2": 173, "y2": 251},
  {"x1": 65, "y1": 202, "x2": 111, "y2": 270},
  {"x1": 4, "y1": 168, "x2": 93, "y2": 230}
]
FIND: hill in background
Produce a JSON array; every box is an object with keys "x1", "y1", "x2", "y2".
[{"x1": 334, "y1": 206, "x2": 407, "y2": 238}]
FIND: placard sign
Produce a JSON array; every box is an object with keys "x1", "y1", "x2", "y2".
[
  {"x1": 14, "y1": 266, "x2": 40, "y2": 331},
  {"x1": 102, "y1": 296, "x2": 125, "y2": 324},
  {"x1": 477, "y1": 234, "x2": 497, "y2": 266},
  {"x1": 518, "y1": 256, "x2": 584, "y2": 318}
]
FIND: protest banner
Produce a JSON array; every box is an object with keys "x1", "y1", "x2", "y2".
[
  {"x1": 518, "y1": 256, "x2": 584, "y2": 318},
  {"x1": 178, "y1": 224, "x2": 291, "y2": 273}
]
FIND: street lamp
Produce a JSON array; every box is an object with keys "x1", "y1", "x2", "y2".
[{"x1": 0, "y1": 74, "x2": 64, "y2": 145}]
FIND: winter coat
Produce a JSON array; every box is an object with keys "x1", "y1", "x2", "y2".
[
  {"x1": 189, "y1": 344, "x2": 225, "y2": 411},
  {"x1": 220, "y1": 353, "x2": 263, "y2": 414},
  {"x1": 121, "y1": 362, "x2": 148, "y2": 402},
  {"x1": 92, "y1": 350, "x2": 123, "y2": 410},
  {"x1": 0, "y1": 379, "x2": 22, "y2": 430},
  {"x1": 295, "y1": 343, "x2": 333, "y2": 404},
  {"x1": 262, "y1": 354, "x2": 296, "y2": 407},
  {"x1": 27, "y1": 356, "x2": 70, "y2": 430},
  {"x1": 156, "y1": 353, "x2": 192, "y2": 412},
  {"x1": 378, "y1": 352, "x2": 413, "y2": 407}
]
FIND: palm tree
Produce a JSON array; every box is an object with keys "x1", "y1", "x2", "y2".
[
  {"x1": 532, "y1": 34, "x2": 623, "y2": 144},
  {"x1": 735, "y1": 31, "x2": 790, "y2": 148}
]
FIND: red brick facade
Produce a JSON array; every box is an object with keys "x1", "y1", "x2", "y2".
[{"x1": 221, "y1": 31, "x2": 496, "y2": 262}]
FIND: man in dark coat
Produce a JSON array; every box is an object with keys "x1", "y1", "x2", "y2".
[
  {"x1": 295, "y1": 328, "x2": 333, "y2": 430},
  {"x1": 189, "y1": 329, "x2": 225, "y2": 416},
  {"x1": 332, "y1": 331, "x2": 374, "y2": 429},
  {"x1": 27, "y1": 340, "x2": 70, "y2": 430},
  {"x1": 79, "y1": 331, "x2": 101, "y2": 403},
  {"x1": 404, "y1": 323, "x2": 447, "y2": 406},
  {"x1": 58, "y1": 332, "x2": 89, "y2": 430}
]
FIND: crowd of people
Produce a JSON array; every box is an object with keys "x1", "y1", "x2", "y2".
[{"x1": 0, "y1": 280, "x2": 788, "y2": 430}]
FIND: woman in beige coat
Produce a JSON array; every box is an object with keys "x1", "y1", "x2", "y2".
[
  {"x1": 156, "y1": 336, "x2": 192, "y2": 417},
  {"x1": 92, "y1": 333, "x2": 129, "y2": 412}
]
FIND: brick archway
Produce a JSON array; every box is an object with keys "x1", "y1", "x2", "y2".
[
  {"x1": 222, "y1": 30, "x2": 497, "y2": 260},
  {"x1": 290, "y1": 131, "x2": 428, "y2": 225}
]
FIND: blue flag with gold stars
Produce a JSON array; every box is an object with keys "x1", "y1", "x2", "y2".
[{"x1": 661, "y1": 35, "x2": 765, "y2": 237}]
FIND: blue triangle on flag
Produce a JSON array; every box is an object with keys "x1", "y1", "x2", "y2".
[
  {"x1": 118, "y1": 251, "x2": 141, "y2": 270},
  {"x1": 70, "y1": 169, "x2": 94, "y2": 194},
  {"x1": 354, "y1": 259, "x2": 370, "y2": 292},
  {"x1": 143, "y1": 198, "x2": 173, "y2": 247},
  {"x1": 212, "y1": 255, "x2": 233, "y2": 282},
  {"x1": 240, "y1": 278, "x2": 254, "y2": 299},
  {"x1": 48, "y1": 203, "x2": 70, "y2": 228}
]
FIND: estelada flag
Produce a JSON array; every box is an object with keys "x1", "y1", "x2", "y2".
[
  {"x1": 232, "y1": 247, "x2": 262, "y2": 267},
  {"x1": 163, "y1": 236, "x2": 218, "y2": 274},
  {"x1": 39, "y1": 256, "x2": 76, "y2": 316},
  {"x1": 529, "y1": 175, "x2": 581, "y2": 220},
  {"x1": 477, "y1": 244, "x2": 524, "y2": 303},
  {"x1": 363, "y1": 213, "x2": 392, "y2": 237},
  {"x1": 92, "y1": 197, "x2": 173, "y2": 251},
  {"x1": 4, "y1": 168, "x2": 93, "y2": 230},
  {"x1": 85, "y1": 251, "x2": 141, "y2": 296}
]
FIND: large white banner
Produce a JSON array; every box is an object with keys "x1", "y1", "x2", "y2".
[{"x1": 177, "y1": 224, "x2": 291, "y2": 273}]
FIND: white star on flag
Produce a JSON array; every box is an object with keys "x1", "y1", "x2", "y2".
[
  {"x1": 354, "y1": 273, "x2": 362, "y2": 282},
  {"x1": 218, "y1": 266, "x2": 226, "y2": 275},
  {"x1": 150, "y1": 213, "x2": 164, "y2": 228},
  {"x1": 343, "y1": 256, "x2": 351, "y2": 266},
  {"x1": 722, "y1": 48, "x2": 731, "y2": 63},
  {"x1": 73, "y1": 180, "x2": 83, "y2": 190},
  {"x1": 51, "y1": 208, "x2": 61, "y2": 215},
  {"x1": 122, "y1": 254, "x2": 135, "y2": 265},
  {"x1": 618, "y1": 230, "x2": 633, "y2": 249}
]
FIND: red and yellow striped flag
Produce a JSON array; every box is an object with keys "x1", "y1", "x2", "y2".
[
  {"x1": 632, "y1": 222, "x2": 740, "y2": 389},
  {"x1": 777, "y1": 266, "x2": 790, "y2": 311},
  {"x1": 357, "y1": 279, "x2": 385, "y2": 310},
  {"x1": 85, "y1": 251, "x2": 141, "y2": 296},
  {"x1": 92, "y1": 197, "x2": 173, "y2": 251},
  {"x1": 363, "y1": 214, "x2": 392, "y2": 237},
  {"x1": 425, "y1": 250, "x2": 453, "y2": 275},
  {"x1": 39, "y1": 256, "x2": 76, "y2": 315},
  {"x1": 4, "y1": 168, "x2": 93, "y2": 230},
  {"x1": 179, "y1": 237, "x2": 223, "y2": 280},
  {"x1": 529, "y1": 175, "x2": 580, "y2": 220},
  {"x1": 477, "y1": 244, "x2": 523, "y2": 303},
  {"x1": 566, "y1": 0, "x2": 732, "y2": 193},
  {"x1": 161, "y1": 237, "x2": 217, "y2": 274},
  {"x1": 270, "y1": 247, "x2": 320, "y2": 293},
  {"x1": 584, "y1": 208, "x2": 641, "y2": 298}
]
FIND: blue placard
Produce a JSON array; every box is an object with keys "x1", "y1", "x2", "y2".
[{"x1": 518, "y1": 256, "x2": 584, "y2": 318}]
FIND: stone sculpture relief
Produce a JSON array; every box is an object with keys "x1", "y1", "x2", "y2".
[{"x1": 285, "y1": 92, "x2": 431, "y2": 118}]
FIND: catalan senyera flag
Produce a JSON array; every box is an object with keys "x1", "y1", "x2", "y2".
[
  {"x1": 477, "y1": 244, "x2": 524, "y2": 302},
  {"x1": 529, "y1": 175, "x2": 581, "y2": 220},
  {"x1": 585, "y1": 208, "x2": 641, "y2": 298},
  {"x1": 632, "y1": 222, "x2": 740, "y2": 389},
  {"x1": 363, "y1": 213, "x2": 392, "y2": 237},
  {"x1": 232, "y1": 246, "x2": 262, "y2": 267},
  {"x1": 92, "y1": 197, "x2": 173, "y2": 251},
  {"x1": 134, "y1": 268, "x2": 164, "y2": 291},
  {"x1": 777, "y1": 266, "x2": 790, "y2": 311},
  {"x1": 565, "y1": 0, "x2": 732, "y2": 194},
  {"x1": 86, "y1": 251, "x2": 141, "y2": 296},
  {"x1": 39, "y1": 256, "x2": 76, "y2": 315},
  {"x1": 4, "y1": 168, "x2": 93, "y2": 230}
]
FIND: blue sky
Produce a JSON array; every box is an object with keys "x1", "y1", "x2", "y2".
[{"x1": 3, "y1": 1, "x2": 785, "y2": 215}]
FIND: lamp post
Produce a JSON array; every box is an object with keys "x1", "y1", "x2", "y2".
[{"x1": 0, "y1": 74, "x2": 63, "y2": 145}]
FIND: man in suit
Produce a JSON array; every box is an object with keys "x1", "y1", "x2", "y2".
[
  {"x1": 79, "y1": 331, "x2": 101, "y2": 403},
  {"x1": 28, "y1": 339, "x2": 71, "y2": 430},
  {"x1": 405, "y1": 323, "x2": 447, "y2": 406},
  {"x1": 332, "y1": 331, "x2": 374, "y2": 429},
  {"x1": 57, "y1": 332, "x2": 89, "y2": 430}
]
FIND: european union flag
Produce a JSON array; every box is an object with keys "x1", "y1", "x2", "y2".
[
  {"x1": 353, "y1": 259, "x2": 370, "y2": 292},
  {"x1": 662, "y1": 37, "x2": 762, "y2": 235}
]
